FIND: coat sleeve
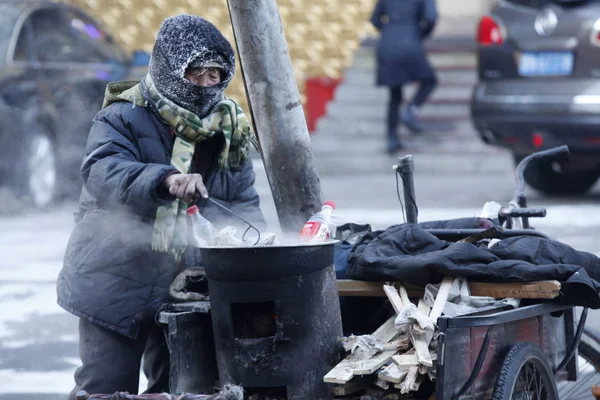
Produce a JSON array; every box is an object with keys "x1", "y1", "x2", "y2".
[
  {"x1": 81, "y1": 104, "x2": 179, "y2": 212},
  {"x1": 370, "y1": 0, "x2": 386, "y2": 30},
  {"x1": 229, "y1": 158, "x2": 267, "y2": 231},
  {"x1": 419, "y1": 0, "x2": 438, "y2": 39}
]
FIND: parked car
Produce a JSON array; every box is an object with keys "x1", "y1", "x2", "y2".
[
  {"x1": 471, "y1": 0, "x2": 600, "y2": 195},
  {"x1": 0, "y1": 0, "x2": 149, "y2": 207}
]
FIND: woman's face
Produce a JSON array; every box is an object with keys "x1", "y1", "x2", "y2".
[{"x1": 185, "y1": 67, "x2": 222, "y2": 87}]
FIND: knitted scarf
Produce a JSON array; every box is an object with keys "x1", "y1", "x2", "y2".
[{"x1": 106, "y1": 75, "x2": 257, "y2": 260}]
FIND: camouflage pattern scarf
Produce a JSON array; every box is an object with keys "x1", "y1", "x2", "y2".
[
  {"x1": 144, "y1": 75, "x2": 258, "y2": 260},
  {"x1": 106, "y1": 75, "x2": 257, "y2": 260}
]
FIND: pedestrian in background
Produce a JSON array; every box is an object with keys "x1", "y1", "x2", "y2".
[{"x1": 370, "y1": 0, "x2": 439, "y2": 153}]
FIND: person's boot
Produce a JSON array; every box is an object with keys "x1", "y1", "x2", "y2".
[
  {"x1": 387, "y1": 131, "x2": 403, "y2": 154},
  {"x1": 401, "y1": 104, "x2": 424, "y2": 134}
]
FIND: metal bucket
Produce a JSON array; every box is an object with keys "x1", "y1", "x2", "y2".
[{"x1": 200, "y1": 241, "x2": 343, "y2": 400}]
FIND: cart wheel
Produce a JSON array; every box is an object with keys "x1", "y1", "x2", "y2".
[
  {"x1": 493, "y1": 342, "x2": 559, "y2": 400},
  {"x1": 557, "y1": 326, "x2": 600, "y2": 399}
]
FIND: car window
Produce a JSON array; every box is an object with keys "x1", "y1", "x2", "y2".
[
  {"x1": 506, "y1": 0, "x2": 539, "y2": 6},
  {"x1": 63, "y1": 9, "x2": 129, "y2": 64},
  {"x1": 506, "y1": 0, "x2": 600, "y2": 6},
  {"x1": 12, "y1": 20, "x2": 32, "y2": 62},
  {"x1": 0, "y1": 4, "x2": 22, "y2": 63},
  {"x1": 27, "y1": 8, "x2": 83, "y2": 63}
]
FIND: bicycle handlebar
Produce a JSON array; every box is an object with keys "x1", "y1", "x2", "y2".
[
  {"x1": 499, "y1": 207, "x2": 547, "y2": 219},
  {"x1": 513, "y1": 145, "x2": 570, "y2": 204}
]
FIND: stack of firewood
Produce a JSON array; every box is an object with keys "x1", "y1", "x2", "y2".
[{"x1": 324, "y1": 278, "x2": 455, "y2": 398}]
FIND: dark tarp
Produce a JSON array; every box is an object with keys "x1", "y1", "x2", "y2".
[{"x1": 344, "y1": 218, "x2": 600, "y2": 309}]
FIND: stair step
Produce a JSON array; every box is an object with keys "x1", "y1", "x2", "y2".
[
  {"x1": 353, "y1": 50, "x2": 477, "y2": 70},
  {"x1": 361, "y1": 36, "x2": 477, "y2": 53},
  {"x1": 334, "y1": 85, "x2": 473, "y2": 104},
  {"x1": 315, "y1": 119, "x2": 476, "y2": 135},
  {"x1": 311, "y1": 133, "x2": 490, "y2": 154},
  {"x1": 313, "y1": 150, "x2": 512, "y2": 176},
  {"x1": 342, "y1": 68, "x2": 477, "y2": 86},
  {"x1": 325, "y1": 101, "x2": 470, "y2": 120},
  {"x1": 316, "y1": 117, "x2": 473, "y2": 135}
]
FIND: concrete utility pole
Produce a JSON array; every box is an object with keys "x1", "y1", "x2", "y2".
[{"x1": 227, "y1": 0, "x2": 323, "y2": 234}]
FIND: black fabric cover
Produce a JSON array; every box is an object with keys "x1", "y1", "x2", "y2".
[{"x1": 346, "y1": 219, "x2": 600, "y2": 309}]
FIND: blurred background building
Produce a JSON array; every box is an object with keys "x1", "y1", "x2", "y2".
[{"x1": 65, "y1": 0, "x2": 494, "y2": 112}]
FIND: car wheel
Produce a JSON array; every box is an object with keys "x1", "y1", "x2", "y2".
[
  {"x1": 18, "y1": 130, "x2": 57, "y2": 208},
  {"x1": 515, "y1": 155, "x2": 600, "y2": 196}
]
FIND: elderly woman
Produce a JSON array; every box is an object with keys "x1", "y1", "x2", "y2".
[
  {"x1": 57, "y1": 15, "x2": 265, "y2": 397},
  {"x1": 371, "y1": 0, "x2": 439, "y2": 153}
]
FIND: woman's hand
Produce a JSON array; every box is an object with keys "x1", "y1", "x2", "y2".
[{"x1": 163, "y1": 173, "x2": 209, "y2": 203}]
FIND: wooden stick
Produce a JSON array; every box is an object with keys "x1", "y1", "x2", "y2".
[
  {"x1": 418, "y1": 299, "x2": 431, "y2": 316},
  {"x1": 391, "y1": 353, "x2": 420, "y2": 367},
  {"x1": 410, "y1": 324, "x2": 434, "y2": 367},
  {"x1": 383, "y1": 285, "x2": 405, "y2": 314},
  {"x1": 429, "y1": 277, "x2": 454, "y2": 322},
  {"x1": 379, "y1": 363, "x2": 409, "y2": 384},
  {"x1": 373, "y1": 316, "x2": 399, "y2": 344},
  {"x1": 396, "y1": 366, "x2": 420, "y2": 394},
  {"x1": 398, "y1": 284, "x2": 411, "y2": 305},
  {"x1": 382, "y1": 334, "x2": 411, "y2": 351},
  {"x1": 352, "y1": 349, "x2": 398, "y2": 375},
  {"x1": 324, "y1": 316, "x2": 399, "y2": 384}
]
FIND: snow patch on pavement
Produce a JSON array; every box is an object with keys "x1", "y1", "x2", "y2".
[
  {"x1": 0, "y1": 283, "x2": 64, "y2": 338},
  {"x1": 0, "y1": 368, "x2": 76, "y2": 393}
]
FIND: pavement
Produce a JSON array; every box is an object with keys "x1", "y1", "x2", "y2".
[{"x1": 2, "y1": 145, "x2": 600, "y2": 398}]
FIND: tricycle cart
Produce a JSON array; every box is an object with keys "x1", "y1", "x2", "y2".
[{"x1": 332, "y1": 145, "x2": 600, "y2": 399}]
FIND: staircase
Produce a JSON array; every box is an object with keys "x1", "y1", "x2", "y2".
[{"x1": 309, "y1": 37, "x2": 512, "y2": 176}]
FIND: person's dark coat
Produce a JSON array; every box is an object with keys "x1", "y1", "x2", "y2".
[
  {"x1": 370, "y1": 0, "x2": 438, "y2": 87},
  {"x1": 56, "y1": 100, "x2": 266, "y2": 339}
]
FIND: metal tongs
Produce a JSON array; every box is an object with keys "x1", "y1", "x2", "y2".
[{"x1": 206, "y1": 197, "x2": 262, "y2": 245}]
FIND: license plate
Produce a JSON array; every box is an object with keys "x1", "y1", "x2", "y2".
[{"x1": 518, "y1": 52, "x2": 574, "y2": 77}]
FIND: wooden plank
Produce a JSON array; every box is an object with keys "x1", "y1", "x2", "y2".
[
  {"x1": 325, "y1": 316, "x2": 399, "y2": 384},
  {"x1": 429, "y1": 277, "x2": 454, "y2": 321},
  {"x1": 418, "y1": 299, "x2": 431, "y2": 316},
  {"x1": 396, "y1": 366, "x2": 420, "y2": 394},
  {"x1": 352, "y1": 349, "x2": 398, "y2": 375},
  {"x1": 392, "y1": 352, "x2": 437, "y2": 367},
  {"x1": 384, "y1": 285, "x2": 405, "y2": 315},
  {"x1": 383, "y1": 334, "x2": 411, "y2": 351},
  {"x1": 337, "y1": 279, "x2": 561, "y2": 299},
  {"x1": 373, "y1": 316, "x2": 399, "y2": 344},
  {"x1": 337, "y1": 280, "x2": 423, "y2": 297},
  {"x1": 379, "y1": 363, "x2": 409, "y2": 384},
  {"x1": 398, "y1": 285, "x2": 411, "y2": 306},
  {"x1": 468, "y1": 280, "x2": 561, "y2": 299},
  {"x1": 391, "y1": 353, "x2": 419, "y2": 367},
  {"x1": 331, "y1": 376, "x2": 372, "y2": 396},
  {"x1": 410, "y1": 325, "x2": 433, "y2": 367},
  {"x1": 324, "y1": 350, "x2": 369, "y2": 384}
]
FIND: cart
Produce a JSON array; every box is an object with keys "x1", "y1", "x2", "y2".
[{"x1": 335, "y1": 145, "x2": 600, "y2": 399}]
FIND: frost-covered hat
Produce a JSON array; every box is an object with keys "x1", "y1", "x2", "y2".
[{"x1": 148, "y1": 14, "x2": 236, "y2": 118}]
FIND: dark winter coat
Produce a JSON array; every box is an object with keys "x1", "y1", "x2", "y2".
[
  {"x1": 56, "y1": 101, "x2": 266, "y2": 339},
  {"x1": 370, "y1": 0, "x2": 438, "y2": 87},
  {"x1": 346, "y1": 220, "x2": 600, "y2": 309}
]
